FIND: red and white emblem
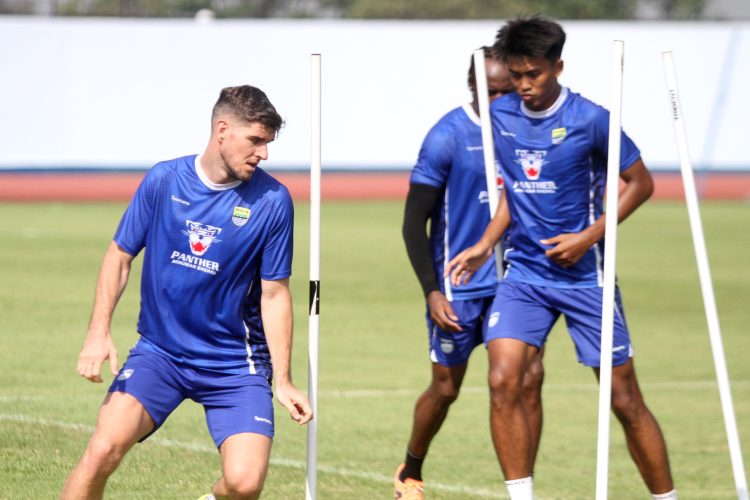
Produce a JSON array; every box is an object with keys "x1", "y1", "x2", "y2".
[
  {"x1": 182, "y1": 220, "x2": 222, "y2": 256},
  {"x1": 515, "y1": 149, "x2": 547, "y2": 180}
]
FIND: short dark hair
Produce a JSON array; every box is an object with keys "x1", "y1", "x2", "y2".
[
  {"x1": 467, "y1": 45, "x2": 502, "y2": 90},
  {"x1": 494, "y1": 16, "x2": 566, "y2": 64},
  {"x1": 211, "y1": 85, "x2": 284, "y2": 133}
]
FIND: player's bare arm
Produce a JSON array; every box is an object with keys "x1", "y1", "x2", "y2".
[
  {"x1": 260, "y1": 278, "x2": 313, "y2": 425},
  {"x1": 541, "y1": 157, "x2": 653, "y2": 268},
  {"x1": 446, "y1": 190, "x2": 511, "y2": 286},
  {"x1": 77, "y1": 241, "x2": 133, "y2": 383}
]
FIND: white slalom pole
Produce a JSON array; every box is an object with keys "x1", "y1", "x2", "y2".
[
  {"x1": 306, "y1": 53, "x2": 321, "y2": 500},
  {"x1": 662, "y1": 51, "x2": 749, "y2": 500},
  {"x1": 595, "y1": 40, "x2": 624, "y2": 500},
  {"x1": 472, "y1": 48, "x2": 503, "y2": 278}
]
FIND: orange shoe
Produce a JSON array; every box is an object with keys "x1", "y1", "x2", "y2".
[{"x1": 394, "y1": 463, "x2": 424, "y2": 499}]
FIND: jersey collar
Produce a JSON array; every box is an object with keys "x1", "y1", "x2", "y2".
[
  {"x1": 462, "y1": 103, "x2": 481, "y2": 126},
  {"x1": 195, "y1": 154, "x2": 242, "y2": 191},
  {"x1": 520, "y1": 86, "x2": 569, "y2": 119}
]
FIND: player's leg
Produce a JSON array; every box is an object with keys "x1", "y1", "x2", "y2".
[
  {"x1": 200, "y1": 371, "x2": 275, "y2": 499},
  {"x1": 211, "y1": 433, "x2": 272, "y2": 500},
  {"x1": 61, "y1": 392, "x2": 155, "y2": 500},
  {"x1": 402, "y1": 361, "x2": 468, "y2": 475},
  {"x1": 564, "y1": 287, "x2": 675, "y2": 496},
  {"x1": 396, "y1": 298, "x2": 486, "y2": 497},
  {"x1": 604, "y1": 359, "x2": 674, "y2": 495},
  {"x1": 61, "y1": 346, "x2": 185, "y2": 499},
  {"x1": 485, "y1": 282, "x2": 556, "y2": 490},
  {"x1": 487, "y1": 338, "x2": 540, "y2": 479},
  {"x1": 522, "y1": 347, "x2": 545, "y2": 470}
]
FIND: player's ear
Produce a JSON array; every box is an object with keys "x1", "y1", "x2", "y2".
[
  {"x1": 215, "y1": 119, "x2": 230, "y2": 141},
  {"x1": 553, "y1": 59, "x2": 564, "y2": 78}
]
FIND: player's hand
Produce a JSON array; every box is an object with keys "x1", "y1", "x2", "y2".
[
  {"x1": 445, "y1": 243, "x2": 493, "y2": 287},
  {"x1": 427, "y1": 291, "x2": 462, "y2": 332},
  {"x1": 275, "y1": 383, "x2": 314, "y2": 425},
  {"x1": 540, "y1": 230, "x2": 596, "y2": 268},
  {"x1": 76, "y1": 331, "x2": 119, "y2": 383}
]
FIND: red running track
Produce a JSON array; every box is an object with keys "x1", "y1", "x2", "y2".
[{"x1": 0, "y1": 171, "x2": 749, "y2": 202}]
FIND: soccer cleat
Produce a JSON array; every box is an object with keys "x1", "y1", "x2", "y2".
[{"x1": 394, "y1": 463, "x2": 424, "y2": 499}]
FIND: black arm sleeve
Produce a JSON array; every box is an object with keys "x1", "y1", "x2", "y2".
[{"x1": 402, "y1": 183, "x2": 443, "y2": 297}]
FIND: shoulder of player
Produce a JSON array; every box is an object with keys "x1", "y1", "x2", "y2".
[
  {"x1": 249, "y1": 168, "x2": 292, "y2": 203},
  {"x1": 424, "y1": 106, "x2": 479, "y2": 145},
  {"x1": 564, "y1": 90, "x2": 608, "y2": 120},
  {"x1": 145, "y1": 154, "x2": 195, "y2": 179}
]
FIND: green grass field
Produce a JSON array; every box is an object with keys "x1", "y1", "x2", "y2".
[{"x1": 1, "y1": 200, "x2": 748, "y2": 499}]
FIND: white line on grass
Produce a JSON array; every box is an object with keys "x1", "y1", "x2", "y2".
[
  {"x1": 321, "y1": 379, "x2": 750, "y2": 398},
  {"x1": 0, "y1": 395, "x2": 44, "y2": 402},
  {"x1": 0, "y1": 413, "x2": 505, "y2": 499}
]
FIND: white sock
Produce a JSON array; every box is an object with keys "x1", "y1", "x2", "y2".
[
  {"x1": 505, "y1": 476, "x2": 533, "y2": 500},
  {"x1": 652, "y1": 489, "x2": 677, "y2": 499}
]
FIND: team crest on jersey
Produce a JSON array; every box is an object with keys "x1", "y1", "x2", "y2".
[
  {"x1": 232, "y1": 206, "x2": 251, "y2": 227},
  {"x1": 182, "y1": 220, "x2": 222, "y2": 256},
  {"x1": 551, "y1": 127, "x2": 566, "y2": 145},
  {"x1": 515, "y1": 149, "x2": 547, "y2": 180}
]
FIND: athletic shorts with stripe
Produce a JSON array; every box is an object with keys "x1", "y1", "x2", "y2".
[
  {"x1": 427, "y1": 296, "x2": 494, "y2": 367},
  {"x1": 484, "y1": 280, "x2": 633, "y2": 367},
  {"x1": 108, "y1": 342, "x2": 275, "y2": 448}
]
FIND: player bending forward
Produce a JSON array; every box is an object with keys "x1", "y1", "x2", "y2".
[{"x1": 61, "y1": 85, "x2": 312, "y2": 500}]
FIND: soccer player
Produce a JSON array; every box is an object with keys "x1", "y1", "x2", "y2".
[
  {"x1": 60, "y1": 85, "x2": 313, "y2": 500},
  {"x1": 394, "y1": 48, "x2": 544, "y2": 500},
  {"x1": 447, "y1": 17, "x2": 676, "y2": 500}
]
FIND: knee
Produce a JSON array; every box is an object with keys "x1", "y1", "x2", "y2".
[
  {"x1": 487, "y1": 368, "x2": 523, "y2": 407},
  {"x1": 610, "y1": 385, "x2": 647, "y2": 424},
  {"x1": 428, "y1": 377, "x2": 460, "y2": 407},
  {"x1": 223, "y1": 466, "x2": 265, "y2": 500},
  {"x1": 81, "y1": 435, "x2": 129, "y2": 476},
  {"x1": 522, "y1": 358, "x2": 545, "y2": 398}
]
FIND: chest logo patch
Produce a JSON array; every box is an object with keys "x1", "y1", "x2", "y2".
[
  {"x1": 551, "y1": 127, "x2": 566, "y2": 145},
  {"x1": 515, "y1": 149, "x2": 547, "y2": 180},
  {"x1": 232, "y1": 206, "x2": 251, "y2": 227},
  {"x1": 183, "y1": 220, "x2": 222, "y2": 256}
]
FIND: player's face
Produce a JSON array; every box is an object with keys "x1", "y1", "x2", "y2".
[
  {"x1": 470, "y1": 59, "x2": 515, "y2": 112},
  {"x1": 507, "y1": 56, "x2": 563, "y2": 112},
  {"x1": 218, "y1": 120, "x2": 276, "y2": 182},
  {"x1": 485, "y1": 59, "x2": 515, "y2": 102}
]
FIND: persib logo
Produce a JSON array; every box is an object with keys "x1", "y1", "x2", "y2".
[
  {"x1": 182, "y1": 220, "x2": 222, "y2": 256},
  {"x1": 232, "y1": 206, "x2": 251, "y2": 227}
]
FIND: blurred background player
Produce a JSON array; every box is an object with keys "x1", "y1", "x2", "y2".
[
  {"x1": 60, "y1": 85, "x2": 312, "y2": 500},
  {"x1": 395, "y1": 48, "x2": 544, "y2": 499},
  {"x1": 447, "y1": 17, "x2": 676, "y2": 500}
]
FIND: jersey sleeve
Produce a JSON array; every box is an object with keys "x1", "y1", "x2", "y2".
[
  {"x1": 409, "y1": 118, "x2": 456, "y2": 189},
  {"x1": 591, "y1": 107, "x2": 641, "y2": 172},
  {"x1": 113, "y1": 166, "x2": 163, "y2": 256},
  {"x1": 260, "y1": 187, "x2": 294, "y2": 281}
]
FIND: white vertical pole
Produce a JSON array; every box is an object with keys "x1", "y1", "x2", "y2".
[
  {"x1": 472, "y1": 48, "x2": 504, "y2": 278},
  {"x1": 595, "y1": 39, "x2": 624, "y2": 500},
  {"x1": 306, "y1": 53, "x2": 321, "y2": 500},
  {"x1": 662, "y1": 51, "x2": 748, "y2": 500}
]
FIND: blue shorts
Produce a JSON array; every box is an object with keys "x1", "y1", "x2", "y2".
[
  {"x1": 108, "y1": 343, "x2": 274, "y2": 447},
  {"x1": 485, "y1": 281, "x2": 633, "y2": 367},
  {"x1": 427, "y1": 296, "x2": 494, "y2": 366}
]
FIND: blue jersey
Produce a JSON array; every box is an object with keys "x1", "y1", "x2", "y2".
[
  {"x1": 114, "y1": 154, "x2": 293, "y2": 379},
  {"x1": 410, "y1": 104, "x2": 502, "y2": 301},
  {"x1": 490, "y1": 88, "x2": 640, "y2": 288}
]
